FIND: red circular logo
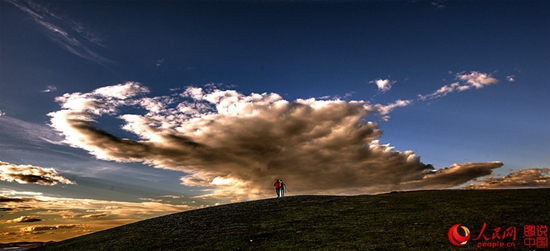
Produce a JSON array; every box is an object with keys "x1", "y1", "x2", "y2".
[{"x1": 448, "y1": 224, "x2": 471, "y2": 246}]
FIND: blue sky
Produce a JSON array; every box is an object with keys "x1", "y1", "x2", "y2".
[{"x1": 0, "y1": 0, "x2": 549, "y2": 243}]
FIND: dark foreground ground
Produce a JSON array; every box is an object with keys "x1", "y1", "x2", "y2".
[{"x1": 31, "y1": 189, "x2": 550, "y2": 251}]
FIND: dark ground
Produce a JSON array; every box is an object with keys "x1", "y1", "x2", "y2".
[{"x1": 30, "y1": 189, "x2": 550, "y2": 251}]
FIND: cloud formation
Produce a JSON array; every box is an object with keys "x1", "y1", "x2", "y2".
[
  {"x1": 41, "y1": 85, "x2": 57, "y2": 93},
  {"x1": 418, "y1": 71, "x2": 498, "y2": 100},
  {"x1": 0, "y1": 116, "x2": 65, "y2": 147},
  {"x1": 0, "y1": 189, "x2": 193, "y2": 242},
  {"x1": 0, "y1": 161, "x2": 76, "y2": 186},
  {"x1": 370, "y1": 79, "x2": 396, "y2": 92},
  {"x1": 47, "y1": 82, "x2": 505, "y2": 199},
  {"x1": 6, "y1": 0, "x2": 110, "y2": 65},
  {"x1": 5, "y1": 216, "x2": 42, "y2": 223},
  {"x1": 19, "y1": 224, "x2": 81, "y2": 234},
  {"x1": 431, "y1": 1, "x2": 445, "y2": 10},
  {"x1": 466, "y1": 168, "x2": 550, "y2": 189}
]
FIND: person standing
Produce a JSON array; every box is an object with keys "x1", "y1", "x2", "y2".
[
  {"x1": 279, "y1": 179, "x2": 287, "y2": 197},
  {"x1": 274, "y1": 179, "x2": 281, "y2": 198}
]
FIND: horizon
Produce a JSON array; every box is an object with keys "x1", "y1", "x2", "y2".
[{"x1": 1, "y1": 0, "x2": 549, "y2": 243}]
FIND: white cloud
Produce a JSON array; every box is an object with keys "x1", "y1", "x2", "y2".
[
  {"x1": 139, "y1": 198, "x2": 163, "y2": 203},
  {"x1": 0, "y1": 115, "x2": 64, "y2": 143},
  {"x1": 372, "y1": 99, "x2": 413, "y2": 116},
  {"x1": 456, "y1": 71, "x2": 499, "y2": 88},
  {"x1": 41, "y1": 85, "x2": 57, "y2": 93},
  {"x1": 370, "y1": 79, "x2": 396, "y2": 92},
  {"x1": 47, "y1": 82, "x2": 502, "y2": 199},
  {"x1": 156, "y1": 59, "x2": 165, "y2": 67},
  {"x1": 418, "y1": 71, "x2": 499, "y2": 100},
  {"x1": 93, "y1": 82, "x2": 150, "y2": 100},
  {"x1": 161, "y1": 195, "x2": 183, "y2": 199},
  {"x1": 54, "y1": 82, "x2": 149, "y2": 116},
  {"x1": 431, "y1": 1, "x2": 445, "y2": 9},
  {"x1": 6, "y1": 0, "x2": 110, "y2": 65}
]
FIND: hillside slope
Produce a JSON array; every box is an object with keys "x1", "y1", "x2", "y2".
[{"x1": 32, "y1": 189, "x2": 550, "y2": 251}]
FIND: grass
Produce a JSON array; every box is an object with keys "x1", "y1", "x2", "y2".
[{"x1": 31, "y1": 189, "x2": 550, "y2": 251}]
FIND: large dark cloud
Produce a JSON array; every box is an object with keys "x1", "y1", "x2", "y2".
[
  {"x1": 48, "y1": 82, "x2": 505, "y2": 199},
  {"x1": 0, "y1": 161, "x2": 76, "y2": 186},
  {"x1": 401, "y1": 162, "x2": 504, "y2": 190}
]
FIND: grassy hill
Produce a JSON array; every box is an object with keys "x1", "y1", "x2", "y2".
[{"x1": 32, "y1": 189, "x2": 549, "y2": 251}]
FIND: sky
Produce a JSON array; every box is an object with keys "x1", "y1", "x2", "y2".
[{"x1": 0, "y1": 0, "x2": 549, "y2": 243}]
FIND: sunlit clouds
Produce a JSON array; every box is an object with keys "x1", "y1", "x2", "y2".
[
  {"x1": 0, "y1": 161, "x2": 75, "y2": 186},
  {"x1": 0, "y1": 189, "x2": 193, "y2": 242},
  {"x1": 5, "y1": 216, "x2": 42, "y2": 223},
  {"x1": 47, "y1": 80, "x2": 509, "y2": 200},
  {"x1": 466, "y1": 168, "x2": 550, "y2": 189},
  {"x1": 2, "y1": 0, "x2": 548, "y2": 246}
]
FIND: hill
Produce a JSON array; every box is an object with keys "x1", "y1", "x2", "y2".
[{"x1": 31, "y1": 189, "x2": 550, "y2": 251}]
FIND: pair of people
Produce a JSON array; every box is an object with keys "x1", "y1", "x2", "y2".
[{"x1": 274, "y1": 179, "x2": 287, "y2": 198}]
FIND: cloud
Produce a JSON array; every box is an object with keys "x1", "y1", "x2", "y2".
[
  {"x1": 0, "y1": 161, "x2": 76, "y2": 186},
  {"x1": 418, "y1": 71, "x2": 499, "y2": 100},
  {"x1": 5, "y1": 216, "x2": 42, "y2": 223},
  {"x1": 81, "y1": 213, "x2": 108, "y2": 218},
  {"x1": 372, "y1": 99, "x2": 413, "y2": 121},
  {"x1": 457, "y1": 71, "x2": 499, "y2": 88},
  {"x1": 401, "y1": 162, "x2": 503, "y2": 190},
  {"x1": 161, "y1": 195, "x2": 183, "y2": 199},
  {"x1": 370, "y1": 79, "x2": 396, "y2": 92},
  {"x1": 466, "y1": 168, "x2": 550, "y2": 189},
  {"x1": 156, "y1": 59, "x2": 165, "y2": 67},
  {"x1": 37, "y1": 210, "x2": 108, "y2": 219},
  {"x1": 0, "y1": 196, "x2": 37, "y2": 203},
  {"x1": 41, "y1": 85, "x2": 57, "y2": 93},
  {"x1": 19, "y1": 224, "x2": 81, "y2": 234},
  {"x1": 506, "y1": 75, "x2": 515, "y2": 82},
  {"x1": 6, "y1": 0, "x2": 110, "y2": 65},
  {"x1": 431, "y1": 1, "x2": 445, "y2": 9},
  {"x1": 0, "y1": 191, "x2": 193, "y2": 242},
  {"x1": 0, "y1": 193, "x2": 191, "y2": 217},
  {"x1": 139, "y1": 198, "x2": 163, "y2": 203},
  {"x1": 0, "y1": 116, "x2": 65, "y2": 147},
  {"x1": 47, "y1": 82, "x2": 503, "y2": 199}
]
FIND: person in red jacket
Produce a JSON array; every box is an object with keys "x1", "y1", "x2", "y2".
[{"x1": 274, "y1": 179, "x2": 281, "y2": 198}]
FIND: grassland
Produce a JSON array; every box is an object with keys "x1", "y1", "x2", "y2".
[{"x1": 31, "y1": 189, "x2": 549, "y2": 251}]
